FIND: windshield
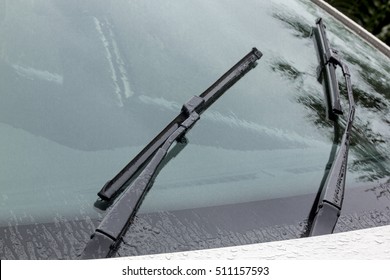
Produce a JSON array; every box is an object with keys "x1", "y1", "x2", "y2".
[{"x1": 1, "y1": 0, "x2": 389, "y2": 259}]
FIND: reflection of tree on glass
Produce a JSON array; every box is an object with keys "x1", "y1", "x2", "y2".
[
  {"x1": 365, "y1": 179, "x2": 390, "y2": 199},
  {"x1": 324, "y1": 0, "x2": 390, "y2": 45},
  {"x1": 270, "y1": 11, "x2": 390, "y2": 185}
]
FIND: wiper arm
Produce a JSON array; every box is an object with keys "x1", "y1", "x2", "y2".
[
  {"x1": 81, "y1": 48, "x2": 262, "y2": 259},
  {"x1": 98, "y1": 48, "x2": 263, "y2": 201},
  {"x1": 309, "y1": 18, "x2": 355, "y2": 236}
]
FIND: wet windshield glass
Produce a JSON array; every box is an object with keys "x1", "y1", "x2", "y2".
[{"x1": 0, "y1": 0, "x2": 389, "y2": 259}]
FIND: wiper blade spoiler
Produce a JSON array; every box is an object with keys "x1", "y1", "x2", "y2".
[
  {"x1": 309, "y1": 18, "x2": 355, "y2": 236},
  {"x1": 82, "y1": 48, "x2": 262, "y2": 259},
  {"x1": 98, "y1": 48, "x2": 262, "y2": 201}
]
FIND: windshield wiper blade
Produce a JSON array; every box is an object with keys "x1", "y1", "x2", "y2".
[
  {"x1": 81, "y1": 48, "x2": 262, "y2": 259},
  {"x1": 98, "y1": 48, "x2": 263, "y2": 201},
  {"x1": 309, "y1": 18, "x2": 355, "y2": 236},
  {"x1": 313, "y1": 18, "x2": 343, "y2": 120}
]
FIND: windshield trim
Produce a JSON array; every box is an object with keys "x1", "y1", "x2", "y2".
[{"x1": 311, "y1": 0, "x2": 390, "y2": 58}]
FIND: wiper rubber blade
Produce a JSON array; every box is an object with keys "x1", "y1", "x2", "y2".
[
  {"x1": 309, "y1": 18, "x2": 355, "y2": 236},
  {"x1": 82, "y1": 48, "x2": 262, "y2": 259},
  {"x1": 98, "y1": 48, "x2": 263, "y2": 201}
]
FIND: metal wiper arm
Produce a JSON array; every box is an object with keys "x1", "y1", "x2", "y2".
[
  {"x1": 98, "y1": 48, "x2": 262, "y2": 201},
  {"x1": 309, "y1": 18, "x2": 355, "y2": 236},
  {"x1": 81, "y1": 48, "x2": 262, "y2": 259}
]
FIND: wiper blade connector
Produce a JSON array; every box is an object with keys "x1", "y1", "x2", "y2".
[
  {"x1": 98, "y1": 48, "x2": 262, "y2": 201},
  {"x1": 309, "y1": 18, "x2": 355, "y2": 236},
  {"x1": 82, "y1": 48, "x2": 262, "y2": 259}
]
